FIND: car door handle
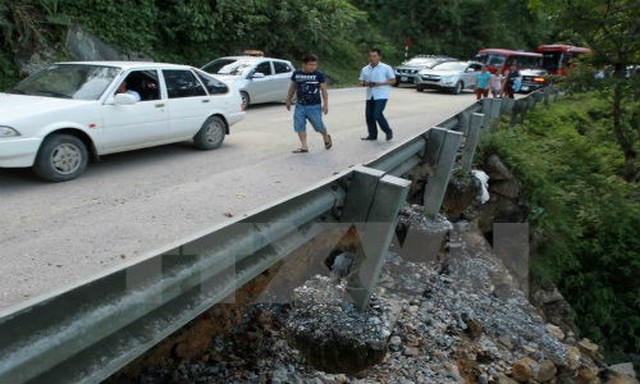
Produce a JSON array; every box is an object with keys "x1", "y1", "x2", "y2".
[
  {"x1": 201, "y1": 99, "x2": 210, "y2": 103},
  {"x1": 155, "y1": 103, "x2": 165, "y2": 108}
]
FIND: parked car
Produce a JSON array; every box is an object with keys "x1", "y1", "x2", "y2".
[
  {"x1": 415, "y1": 61, "x2": 484, "y2": 94},
  {"x1": 394, "y1": 55, "x2": 456, "y2": 86},
  {"x1": 0, "y1": 61, "x2": 245, "y2": 181},
  {"x1": 201, "y1": 55, "x2": 294, "y2": 107}
]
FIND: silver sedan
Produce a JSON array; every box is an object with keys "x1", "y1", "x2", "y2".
[{"x1": 202, "y1": 56, "x2": 294, "y2": 107}]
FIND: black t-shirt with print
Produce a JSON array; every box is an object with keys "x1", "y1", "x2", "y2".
[{"x1": 291, "y1": 70, "x2": 325, "y2": 105}]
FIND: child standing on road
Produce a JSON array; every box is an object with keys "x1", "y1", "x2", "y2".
[
  {"x1": 490, "y1": 71, "x2": 503, "y2": 98},
  {"x1": 286, "y1": 53, "x2": 332, "y2": 153},
  {"x1": 474, "y1": 65, "x2": 492, "y2": 100}
]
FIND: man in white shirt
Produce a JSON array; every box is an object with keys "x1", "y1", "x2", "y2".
[
  {"x1": 116, "y1": 81, "x2": 141, "y2": 102},
  {"x1": 359, "y1": 48, "x2": 396, "y2": 141}
]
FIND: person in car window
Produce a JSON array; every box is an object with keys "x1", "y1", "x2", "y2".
[
  {"x1": 286, "y1": 53, "x2": 332, "y2": 153},
  {"x1": 359, "y1": 48, "x2": 396, "y2": 141},
  {"x1": 474, "y1": 65, "x2": 492, "y2": 100},
  {"x1": 116, "y1": 81, "x2": 141, "y2": 102}
]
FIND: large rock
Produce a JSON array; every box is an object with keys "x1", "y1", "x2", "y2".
[
  {"x1": 578, "y1": 338, "x2": 600, "y2": 360},
  {"x1": 511, "y1": 357, "x2": 538, "y2": 382},
  {"x1": 536, "y1": 360, "x2": 558, "y2": 382},
  {"x1": 16, "y1": 47, "x2": 58, "y2": 76},
  {"x1": 442, "y1": 169, "x2": 482, "y2": 220},
  {"x1": 65, "y1": 25, "x2": 151, "y2": 62},
  {"x1": 490, "y1": 179, "x2": 521, "y2": 200},
  {"x1": 608, "y1": 363, "x2": 637, "y2": 379},
  {"x1": 605, "y1": 377, "x2": 640, "y2": 384},
  {"x1": 286, "y1": 275, "x2": 400, "y2": 374},
  {"x1": 485, "y1": 154, "x2": 516, "y2": 181}
]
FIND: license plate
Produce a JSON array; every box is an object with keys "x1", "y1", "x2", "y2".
[
  {"x1": 401, "y1": 76, "x2": 408, "y2": 82},
  {"x1": 521, "y1": 86, "x2": 529, "y2": 91}
]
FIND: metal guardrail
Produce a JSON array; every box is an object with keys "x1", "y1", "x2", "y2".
[{"x1": 0, "y1": 88, "x2": 557, "y2": 383}]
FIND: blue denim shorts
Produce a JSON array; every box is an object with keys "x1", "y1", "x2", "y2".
[{"x1": 294, "y1": 104, "x2": 326, "y2": 133}]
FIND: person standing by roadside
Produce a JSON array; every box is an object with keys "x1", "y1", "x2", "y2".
[
  {"x1": 473, "y1": 65, "x2": 492, "y2": 100},
  {"x1": 359, "y1": 48, "x2": 396, "y2": 141},
  {"x1": 490, "y1": 70, "x2": 503, "y2": 98},
  {"x1": 502, "y1": 63, "x2": 520, "y2": 99},
  {"x1": 286, "y1": 53, "x2": 332, "y2": 153}
]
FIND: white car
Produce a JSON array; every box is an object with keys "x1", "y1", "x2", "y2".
[
  {"x1": 0, "y1": 61, "x2": 245, "y2": 181},
  {"x1": 201, "y1": 56, "x2": 294, "y2": 107},
  {"x1": 415, "y1": 61, "x2": 484, "y2": 94}
]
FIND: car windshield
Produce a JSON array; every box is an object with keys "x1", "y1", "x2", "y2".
[
  {"x1": 432, "y1": 62, "x2": 467, "y2": 71},
  {"x1": 202, "y1": 59, "x2": 253, "y2": 76},
  {"x1": 10, "y1": 64, "x2": 121, "y2": 100},
  {"x1": 542, "y1": 52, "x2": 562, "y2": 72},
  {"x1": 476, "y1": 54, "x2": 506, "y2": 67}
]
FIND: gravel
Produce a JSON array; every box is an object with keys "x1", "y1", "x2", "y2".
[{"x1": 136, "y1": 220, "x2": 580, "y2": 384}]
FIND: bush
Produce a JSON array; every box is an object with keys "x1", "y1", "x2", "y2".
[{"x1": 479, "y1": 92, "x2": 640, "y2": 360}]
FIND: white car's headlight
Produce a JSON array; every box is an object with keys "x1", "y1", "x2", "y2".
[
  {"x1": 441, "y1": 76, "x2": 456, "y2": 84},
  {"x1": 0, "y1": 126, "x2": 21, "y2": 138}
]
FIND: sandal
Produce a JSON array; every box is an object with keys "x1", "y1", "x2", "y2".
[
  {"x1": 292, "y1": 148, "x2": 309, "y2": 153},
  {"x1": 324, "y1": 135, "x2": 333, "y2": 150}
]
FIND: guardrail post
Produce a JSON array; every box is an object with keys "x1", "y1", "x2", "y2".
[
  {"x1": 510, "y1": 99, "x2": 526, "y2": 127},
  {"x1": 532, "y1": 91, "x2": 543, "y2": 110},
  {"x1": 456, "y1": 110, "x2": 472, "y2": 136},
  {"x1": 481, "y1": 98, "x2": 502, "y2": 133},
  {"x1": 543, "y1": 86, "x2": 551, "y2": 105},
  {"x1": 341, "y1": 167, "x2": 411, "y2": 309},
  {"x1": 501, "y1": 98, "x2": 515, "y2": 115},
  {"x1": 489, "y1": 98, "x2": 502, "y2": 130},
  {"x1": 423, "y1": 127, "x2": 463, "y2": 216},
  {"x1": 460, "y1": 113, "x2": 485, "y2": 172}
]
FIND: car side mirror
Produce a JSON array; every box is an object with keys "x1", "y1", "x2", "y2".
[
  {"x1": 113, "y1": 93, "x2": 136, "y2": 105},
  {"x1": 251, "y1": 72, "x2": 265, "y2": 79},
  {"x1": 466, "y1": 68, "x2": 476, "y2": 73},
  {"x1": 114, "y1": 93, "x2": 137, "y2": 105}
]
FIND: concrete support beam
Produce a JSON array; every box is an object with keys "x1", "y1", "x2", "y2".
[
  {"x1": 342, "y1": 167, "x2": 411, "y2": 309},
  {"x1": 460, "y1": 113, "x2": 485, "y2": 171},
  {"x1": 423, "y1": 127, "x2": 463, "y2": 216}
]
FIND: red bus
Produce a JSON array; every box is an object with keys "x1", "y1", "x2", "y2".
[
  {"x1": 475, "y1": 48, "x2": 543, "y2": 74},
  {"x1": 536, "y1": 44, "x2": 591, "y2": 76}
]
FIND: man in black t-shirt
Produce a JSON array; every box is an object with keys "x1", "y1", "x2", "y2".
[{"x1": 286, "y1": 53, "x2": 332, "y2": 153}]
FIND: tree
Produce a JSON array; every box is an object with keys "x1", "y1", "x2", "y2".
[{"x1": 530, "y1": 0, "x2": 640, "y2": 181}]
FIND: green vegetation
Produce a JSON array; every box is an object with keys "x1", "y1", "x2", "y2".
[
  {"x1": 480, "y1": 93, "x2": 640, "y2": 360},
  {"x1": 0, "y1": 0, "x2": 556, "y2": 89},
  {"x1": 530, "y1": 0, "x2": 640, "y2": 181}
]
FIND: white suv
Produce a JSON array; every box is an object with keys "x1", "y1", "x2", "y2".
[{"x1": 415, "y1": 61, "x2": 484, "y2": 94}]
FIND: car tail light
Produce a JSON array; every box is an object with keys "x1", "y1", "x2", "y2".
[{"x1": 534, "y1": 77, "x2": 546, "y2": 83}]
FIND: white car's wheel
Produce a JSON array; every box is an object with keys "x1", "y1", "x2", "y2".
[
  {"x1": 240, "y1": 91, "x2": 250, "y2": 108},
  {"x1": 33, "y1": 134, "x2": 88, "y2": 182},
  {"x1": 453, "y1": 81, "x2": 464, "y2": 95},
  {"x1": 194, "y1": 115, "x2": 226, "y2": 150}
]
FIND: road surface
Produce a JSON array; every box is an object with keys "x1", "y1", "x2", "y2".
[{"x1": 0, "y1": 87, "x2": 478, "y2": 311}]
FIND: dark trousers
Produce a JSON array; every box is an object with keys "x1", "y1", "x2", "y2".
[{"x1": 365, "y1": 98, "x2": 392, "y2": 139}]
